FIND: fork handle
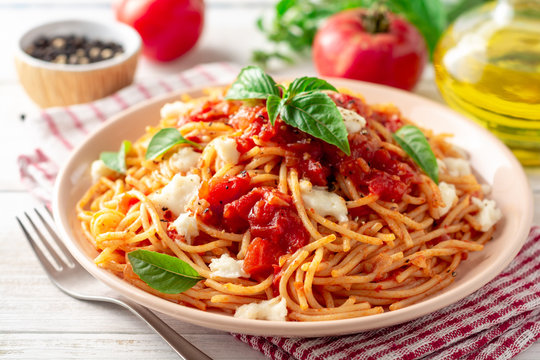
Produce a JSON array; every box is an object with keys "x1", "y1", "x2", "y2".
[{"x1": 117, "y1": 299, "x2": 213, "y2": 360}]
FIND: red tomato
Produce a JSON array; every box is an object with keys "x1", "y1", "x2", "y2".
[
  {"x1": 113, "y1": 0, "x2": 204, "y2": 62},
  {"x1": 312, "y1": 8, "x2": 427, "y2": 91}
]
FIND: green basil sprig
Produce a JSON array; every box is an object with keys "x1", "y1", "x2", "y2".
[
  {"x1": 100, "y1": 140, "x2": 131, "y2": 174},
  {"x1": 128, "y1": 249, "x2": 203, "y2": 294},
  {"x1": 226, "y1": 66, "x2": 351, "y2": 155},
  {"x1": 145, "y1": 128, "x2": 200, "y2": 160},
  {"x1": 393, "y1": 125, "x2": 439, "y2": 184}
]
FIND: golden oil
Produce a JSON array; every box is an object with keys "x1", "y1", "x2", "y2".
[{"x1": 434, "y1": 0, "x2": 540, "y2": 166}]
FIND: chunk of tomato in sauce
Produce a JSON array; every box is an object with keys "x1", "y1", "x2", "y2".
[
  {"x1": 243, "y1": 237, "x2": 280, "y2": 277},
  {"x1": 224, "y1": 187, "x2": 309, "y2": 277},
  {"x1": 199, "y1": 172, "x2": 252, "y2": 227},
  {"x1": 179, "y1": 99, "x2": 242, "y2": 126}
]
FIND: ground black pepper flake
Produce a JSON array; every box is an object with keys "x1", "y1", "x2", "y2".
[
  {"x1": 452, "y1": 271, "x2": 457, "y2": 277},
  {"x1": 20, "y1": 114, "x2": 26, "y2": 121},
  {"x1": 25, "y1": 35, "x2": 124, "y2": 65}
]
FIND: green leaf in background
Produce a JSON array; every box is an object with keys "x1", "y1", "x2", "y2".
[
  {"x1": 145, "y1": 128, "x2": 199, "y2": 160},
  {"x1": 128, "y1": 250, "x2": 203, "y2": 294},
  {"x1": 225, "y1": 65, "x2": 280, "y2": 100},
  {"x1": 393, "y1": 125, "x2": 439, "y2": 184},
  {"x1": 253, "y1": 0, "x2": 491, "y2": 66},
  {"x1": 385, "y1": 0, "x2": 447, "y2": 57},
  {"x1": 286, "y1": 76, "x2": 338, "y2": 98},
  {"x1": 100, "y1": 140, "x2": 131, "y2": 174},
  {"x1": 280, "y1": 92, "x2": 351, "y2": 155}
]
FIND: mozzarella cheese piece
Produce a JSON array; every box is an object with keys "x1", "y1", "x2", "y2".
[
  {"x1": 472, "y1": 197, "x2": 502, "y2": 232},
  {"x1": 210, "y1": 137, "x2": 240, "y2": 164},
  {"x1": 338, "y1": 106, "x2": 366, "y2": 134},
  {"x1": 438, "y1": 182, "x2": 457, "y2": 216},
  {"x1": 168, "y1": 147, "x2": 201, "y2": 173},
  {"x1": 170, "y1": 213, "x2": 199, "y2": 244},
  {"x1": 299, "y1": 180, "x2": 348, "y2": 223},
  {"x1": 209, "y1": 253, "x2": 248, "y2": 278},
  {"x1": 160, "y1": 101, "x2": 194, "y2": 118},
  {"x1": 443, "y1": 157, "x2": 471, "y2": 177},
  {"x1": 149, "y1": 174, "x2": 200, "y2": 216},
  {"x1": 90, "y1": 159, "x2": 116, "y2": 183},
  {"x1": 234, "y1": 297, "x2": 287, "y2": 321}
]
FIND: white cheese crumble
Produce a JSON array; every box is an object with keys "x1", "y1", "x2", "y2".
[
  {"x1": 438, "y1": 182, "x2": 457, "y2": 216},
  {"x1": 149, "y1": 174, "x2": 200, "y2": 216},
  {"x1": 90, "y1": 159, "x2": 116, "y2": 183},
  {"x1": 160, "y1": 101, "x2": 194, "y2": 119},
  {"x1": 338, "y1": 107, "x2": 366, "y2": 134},
  {"x1": 209, "y1": 253, "x2": 248, "y2": 278},
  {"x1": 443, "y1": 157, "x2": 471, "y2": 177},
  {"x1": 210, "y1": 137, "x2": 240, "y2": 164},
  {"x1": 168, "y1": 147, "x2": 201, "y2": 173},
  {"x1": 234, "y1": 297, "x2": 287, "y2": 321},
  {"x1": 472, "y1": 197, "x2": 502, "y2": 232},
  {"x1": 299, "y1": 180, "x2": 348, "y2": 223},
  {"x1": 170, "y1": 213, "x2": 199, "y2": 244}
]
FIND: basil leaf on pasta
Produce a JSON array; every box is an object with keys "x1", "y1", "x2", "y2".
[
  {"x1": 266, "y1": 94, "x2": 283, "y2": 125},
  {"x1": 225, "y1": 65, "x2": 280, "y2": 100},
  {"x1": 280, "y1": 92, "x2": 351, "y2": 155},
  {"x1": 100, "y1": 140, "x2": 131, "y2": 174},
  {"x1": 286, "y1": 76, "x2": 337, "y2": 98},
  {"x1": 393, "y1": 125, "x2": 439, "y2": 184},
  {"x1": 145, "y1": 128, "x2": 199, "y2": 160},
  {"x1": 128, "y1": 250, "x2": 203, "y2": 294}
]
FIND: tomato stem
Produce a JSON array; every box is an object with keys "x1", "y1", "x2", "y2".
[{"x1": 361, "y1": 2, "x2": 390, "y2": 34}]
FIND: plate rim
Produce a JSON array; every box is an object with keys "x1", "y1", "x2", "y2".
[{"x1": 52, "y1": 77, "x2": 534, "y2": 337}]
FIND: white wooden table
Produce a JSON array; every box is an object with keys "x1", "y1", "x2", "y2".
[{"x1": 1, "y1": 1, "x2": 539, "y2": 359}]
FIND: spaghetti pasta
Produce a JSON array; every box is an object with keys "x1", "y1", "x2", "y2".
[{"x1": 77, "y1": 85, "x2": 502, "y2": 322}]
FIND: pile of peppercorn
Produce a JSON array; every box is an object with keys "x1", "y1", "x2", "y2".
[{"x1": 25, "y1": 35, "x2": 124, "y2": 65}]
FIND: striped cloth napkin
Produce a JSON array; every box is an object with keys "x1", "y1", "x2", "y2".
[{"x1": 17, "y1": 62, "x2": 540, "y2": 360}]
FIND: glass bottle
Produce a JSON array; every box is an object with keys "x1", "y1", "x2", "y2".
[{"x1": 434, "y1": 0, "x2": 540, "y2": 166}]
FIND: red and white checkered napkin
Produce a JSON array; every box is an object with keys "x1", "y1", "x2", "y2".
[
  {"x1": 17, "y1": 62, "x2": 539, "y2": 360},
  {"x1": 234, "y1": 226, "x2": 540, "y2": 360},
  {"x1": 17, "y1": 62, "x2": 241, "y2": 203}
]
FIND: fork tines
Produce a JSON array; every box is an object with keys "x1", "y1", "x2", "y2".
[{"x1": 16, "y1": 207, "x2": 75, "y2": 273}]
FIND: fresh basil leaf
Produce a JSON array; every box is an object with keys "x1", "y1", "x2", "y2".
[
  {"x1": 128, "y1": 250, "x2": 203, "y2": 294},
  {"x1": 266, "y1": 94, "x2": 283, "y2": 125},
  {"x1": 393, "y1": 125, "x2": 439, "y2": 184},
  {"x1": 280, "y1": 92, "x2": 351, "y2": 155},
  {"x1": 286, "y1": 76, "x2": 338, "y2": 98},
  {"x1": 100, "y1": 140, "x2": 131, "y2": 174},
  {"x1": 145, "y1": 128, "x2": 199, "y2": 160},
  {"x1": 225, "y1": 66, "x2": 280, "y2": 100}
]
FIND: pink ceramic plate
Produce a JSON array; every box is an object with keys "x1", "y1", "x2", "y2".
[{"x1": 53, "y1": 78, "x2": 533, "y2": 337}]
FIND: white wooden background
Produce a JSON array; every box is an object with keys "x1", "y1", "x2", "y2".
[{"x1": 1, "y1": 1, "x2": 539, "y2": 359}]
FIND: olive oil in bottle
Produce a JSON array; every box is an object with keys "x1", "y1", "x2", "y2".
[{"x1": 434, "y1": 0, "x2": 540, "y2": 166}]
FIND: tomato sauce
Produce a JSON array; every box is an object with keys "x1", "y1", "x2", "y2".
[
  {"x1": 224, "y1": 187, "x2": 309, "y2": 276},
  {"x1": 187, "y1": 91, "x2": 422, "y2": 276}
]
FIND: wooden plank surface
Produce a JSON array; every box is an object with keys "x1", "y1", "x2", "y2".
[{"x1": 1, "y1": 1, "x2": 539, "y2": 359}]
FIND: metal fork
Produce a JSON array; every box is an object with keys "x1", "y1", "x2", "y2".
[{"x1": 16, "y1": 207, "x2": 212, "y2": 360}]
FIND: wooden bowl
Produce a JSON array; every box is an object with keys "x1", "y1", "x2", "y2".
[{"x1": 15, "y1": 19, "x2": 141, "y2": 108}]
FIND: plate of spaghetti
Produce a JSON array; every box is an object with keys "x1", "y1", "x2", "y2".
[{"x1": 53, "y1": 67, "x2": 533, "y2": 337}]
